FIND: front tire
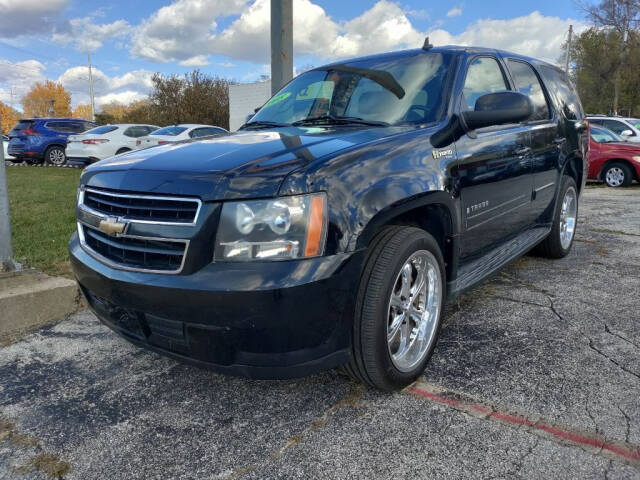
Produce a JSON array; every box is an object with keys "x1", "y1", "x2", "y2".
[
  {"x1": 345, "y1": 226, "x2": 445, "y2": 391},
  {"x1": 44, "y1": 146, "x2": 66, "y2": 166},
  {"x1": 603, "y1": 162, "x2": 632, "y2": 187},
  {"x1": 534, "y1": 175, "x2": 578, "y2": 259},
  {"x1": 116, "y1": 148, "x2": 131, "y2": 155}
]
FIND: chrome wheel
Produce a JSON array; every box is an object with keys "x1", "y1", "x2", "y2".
[
  {"x1": 387, "y1": 250, "x2": 442, "y2": 372},
  {"x1": 559, "y1": 186, "x2": 577, "y2": 249},
  {"x1": 605, "y1": 167, "x2": 625, "y2": 187},
  {"x1": 49, "y1": 148, "x2": 65, "y2": 165}
]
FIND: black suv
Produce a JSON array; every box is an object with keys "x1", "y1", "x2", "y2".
[{"x1": 70, "y1": 45, "x2": 588, "y2": 391}]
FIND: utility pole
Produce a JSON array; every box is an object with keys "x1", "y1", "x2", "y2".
[
  {"x1": 565, "y1": 25, "x2": 573, "y2": 74},
  {"x1": 0, "y1": 129, "x2": 14, "y2": 271},
  {"x1": 9, "y1": 86, "x2": 15, "y2": 110},
  {"x1": 88, "y1": 54, "x2": 95, "y2": 121},
  {"x1": 270, "y1": 0, "x2": 293, "y2": 95}
]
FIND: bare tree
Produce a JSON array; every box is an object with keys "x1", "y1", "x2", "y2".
[{"x1": 580, "y1": 0, "x2": 640, "y2": 113}]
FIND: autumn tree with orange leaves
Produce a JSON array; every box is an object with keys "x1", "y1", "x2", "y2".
[
  {"x1": 0, "y1": 101, "x2": 20, "y2": 135},
  {"x1": 21, "y1": 80, "x2": 72, "y2": 118},
  {"x1": 72, "y1": 104, "x2": 93, "y2": 120}
]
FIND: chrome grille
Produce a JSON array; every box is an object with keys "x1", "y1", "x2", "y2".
[
  {"x1": 83, "y1": 188, "x2": 201, "y2": 225},
  {"x1": 80, "y1": 225, "x2": 188, "y2": 273},
  {"x1": 77, "y1": 187, "x2": 200, "y2": 274}
]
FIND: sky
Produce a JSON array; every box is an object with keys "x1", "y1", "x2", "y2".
[{"x1": 0, "y1": 0, "x2": 590, "y2": 111}]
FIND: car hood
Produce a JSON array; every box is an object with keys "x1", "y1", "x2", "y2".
[{"x1": 81, "y1": 126, "x2": 405, "y2": 201}]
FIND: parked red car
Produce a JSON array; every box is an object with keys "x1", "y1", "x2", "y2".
[{"x1": 587, "y1": 125, "x2": 640, "y2": 187}]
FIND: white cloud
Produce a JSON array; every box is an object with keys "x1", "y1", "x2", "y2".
[
  {"x1": 57, "y1": 66, "x2": 155, "y2": 107},
  {"x1": 0, "y1": 60, "x2": 46, "y2": 105},
  {"x1": 52, "y1": 16, "x2": 131, "y2": 53},
  {"x1": 130, "y1": 0, "x2": 248, "y2": 63},
  {"x1": 446, "y1": 7, "x2": 462, "y2": 18},
  {"x1": 0, "y1": 0, "x2": 68, "y2": 37},
  {"x1": 179, "y1": 55, "x2": 210, "y2": 67},
  {"x1": 207, "y1": 0, "x2": 422, "y2": 62},
  {"x1": 95, "y1": 90, "x2": 147, "y2": 107},
  {"x1": 127, "y1": 1, "x2": 578, "y2": 68},
  {"x1": 430, "y1": 11, "x2": 585, "y2": 63}
]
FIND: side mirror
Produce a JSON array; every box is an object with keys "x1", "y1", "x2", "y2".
[
  {"x1": 431, "y1": 91, "x2": 533, "y2": 148},
  {"x1": 620, "y1": 129, "x2": 633, "y2": 137}
]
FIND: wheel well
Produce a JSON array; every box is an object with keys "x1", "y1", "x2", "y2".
[
  {"x1": 45, "y1": 144, "x2": 66, "y2": 153},
  {"x1": 565, "y1": 156, "x2": 584, "y2": 193},
  {"x1": 598, "y1": 159, "x2": 637, "y2": 181},
  {"x1": 116, "y1": 147, "x2": 131, "y2": 153},
  {"x1": 372, "y1": 204, "x2": 454, "y2": 280}
]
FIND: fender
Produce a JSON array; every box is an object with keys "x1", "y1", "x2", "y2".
[{"x1": 355, "y1": 190, "x2": 460, "y2": 250}]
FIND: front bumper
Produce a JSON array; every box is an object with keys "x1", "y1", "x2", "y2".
[{"x1": 69, "y1": 233, "x2": 364, "y2": 378}]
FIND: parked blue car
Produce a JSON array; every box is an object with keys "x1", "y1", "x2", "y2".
[{"x1": 8, "y1": 118, "x2": 97, "y2": 165}]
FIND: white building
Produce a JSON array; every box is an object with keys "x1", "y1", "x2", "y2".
[{"x1": 228, "y1": 80, "x2": 272, "y2": 132}]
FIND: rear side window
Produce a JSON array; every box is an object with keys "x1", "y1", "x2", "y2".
[
  {"x1": 123, "y1": 126, "x2": 151, "y2": 138},
  {"x1": 603, "y1": 119, "x2": 635, "y2": 136},
  {"x1": 538, "y1": 66, "x2": 584, "y2": 121},
  {"x1": 461, "y1": 57, "x2": 508, "y2": 111},
  {"x1": 46, "y1": 122, "x2": 75, "y2": 133},
  {"x1": 506, "y1": 59, "x2": 549, "y2": 121},
  {"x1": 85, "y1": 126, "x2": 119, "y2": 135}
]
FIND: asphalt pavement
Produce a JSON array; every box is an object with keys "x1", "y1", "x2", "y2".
[{"x1": 1, "y1": 184, "x2": 639, "y2": 479}]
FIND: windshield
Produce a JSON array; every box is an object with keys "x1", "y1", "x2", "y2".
[
  {"x1": 152, "y1": 126, "x2": 188, "y2": 136},
  {"x1": 85, "y1": 125, "x2": 118, "y2": 135},
  {"x1": 249, "y1": 52, "x2": 452, "y2": 127},
  {"x1": 590, "y1": 126, "x2": 623, "y2": 143}
]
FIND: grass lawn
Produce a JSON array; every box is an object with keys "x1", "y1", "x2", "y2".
[{"x1": 7, "y1": 167, "x2": 82, "y2": 277}]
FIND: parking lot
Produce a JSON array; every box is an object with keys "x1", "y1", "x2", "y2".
[{"x1": 0, "y1": 184, "x2": 639, "y2": 479}]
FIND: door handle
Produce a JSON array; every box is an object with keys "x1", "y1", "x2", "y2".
[{"x1": 515, "y1": 147, "x2": 531, "y2": 156}]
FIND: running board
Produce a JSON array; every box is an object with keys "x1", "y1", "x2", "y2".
[{"x1": 448, "y1": 227, "x2": 550, "y2": 299}]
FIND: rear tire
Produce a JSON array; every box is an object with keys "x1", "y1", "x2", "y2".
[
  {"x1": 345, "y1": 226, "x2": 445, "y2": 391},
  {"x1": 602, "y1": 162, "x2": 632, "y2": 187},
  {"x1": 116, "y1": 148, "x2": 131, "y2": 155},
  {"x1": 534, "y1": 175, "x2": 578, "y2": 259},
  {"x1": 44, "y1": 146, "x2": 66, "y2": 166}
]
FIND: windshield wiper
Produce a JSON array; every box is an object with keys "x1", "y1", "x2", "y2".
[
  {"x1": 292, "y1": 114, "x2": 389, "y2": 127},
  {"x1": 239, "y1": 120, "x2": 290, "y2": 130}
]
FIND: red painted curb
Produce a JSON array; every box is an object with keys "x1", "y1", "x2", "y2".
[{"x1": 410, "y1": 384, "x2": 640, "y2": 464}]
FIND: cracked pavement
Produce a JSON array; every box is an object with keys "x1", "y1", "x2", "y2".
[{"x1": 1, "y1": 184, "x2": 639, "y2": 479}]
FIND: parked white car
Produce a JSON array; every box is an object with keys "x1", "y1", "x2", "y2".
[
  {"x1": 587, "y1": 116, "x2": 640, "y2": 143},
  {"x1": 66, "y1": 124, "x2": 159, "y2": 165},
  {"x1": 2, "y1": 135, "x2": 14, "y2": 160},
  {"x1": 135, "y1": 124, "x2": 228, "y2": 149}
]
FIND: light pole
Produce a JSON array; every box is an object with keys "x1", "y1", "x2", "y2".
[
  {"x1": 0, "y1": 129, "x2": 14, "y2": 270},
  {"x1": 565, "y1": 25, "x2": 573, "y2": 74},
  {"x1": 270, "y1": 0, "x2": 293, "y2": 95}
]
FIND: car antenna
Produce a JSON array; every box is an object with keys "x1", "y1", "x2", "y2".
[{"x1": 422, "y1": 36, "x2": 433, "y2": 50}]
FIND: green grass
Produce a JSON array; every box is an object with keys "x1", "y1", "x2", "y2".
[{"x1": 7, "y1": 167, "x2": 82, "y2": 277}]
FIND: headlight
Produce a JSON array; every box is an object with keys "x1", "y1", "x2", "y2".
[
  {"x1": 632, "y1": 156, "x2": 640, "y2": 163},
  {"x1": 214, "y1": 193, "x2": 327, "y2": 261}
]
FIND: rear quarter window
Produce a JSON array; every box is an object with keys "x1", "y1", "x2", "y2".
[
  {"x1": 538, "y1": 65, "x2": 584, "y2": 121},
  {"x1": 85, "y1": 125, "x2": 119, "y2": 135},
  {"x1": 9, "y1": 120, "x2": 34, "y2": 135}
]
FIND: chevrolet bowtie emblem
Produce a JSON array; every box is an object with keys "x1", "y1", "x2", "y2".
[{"x1": 98, "y1": 218, "x2": 127, "y2": 236}]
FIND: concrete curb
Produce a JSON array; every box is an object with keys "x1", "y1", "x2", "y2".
[{"x1": 0, "y1": 271, "x2": 85, "y2": 345}]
